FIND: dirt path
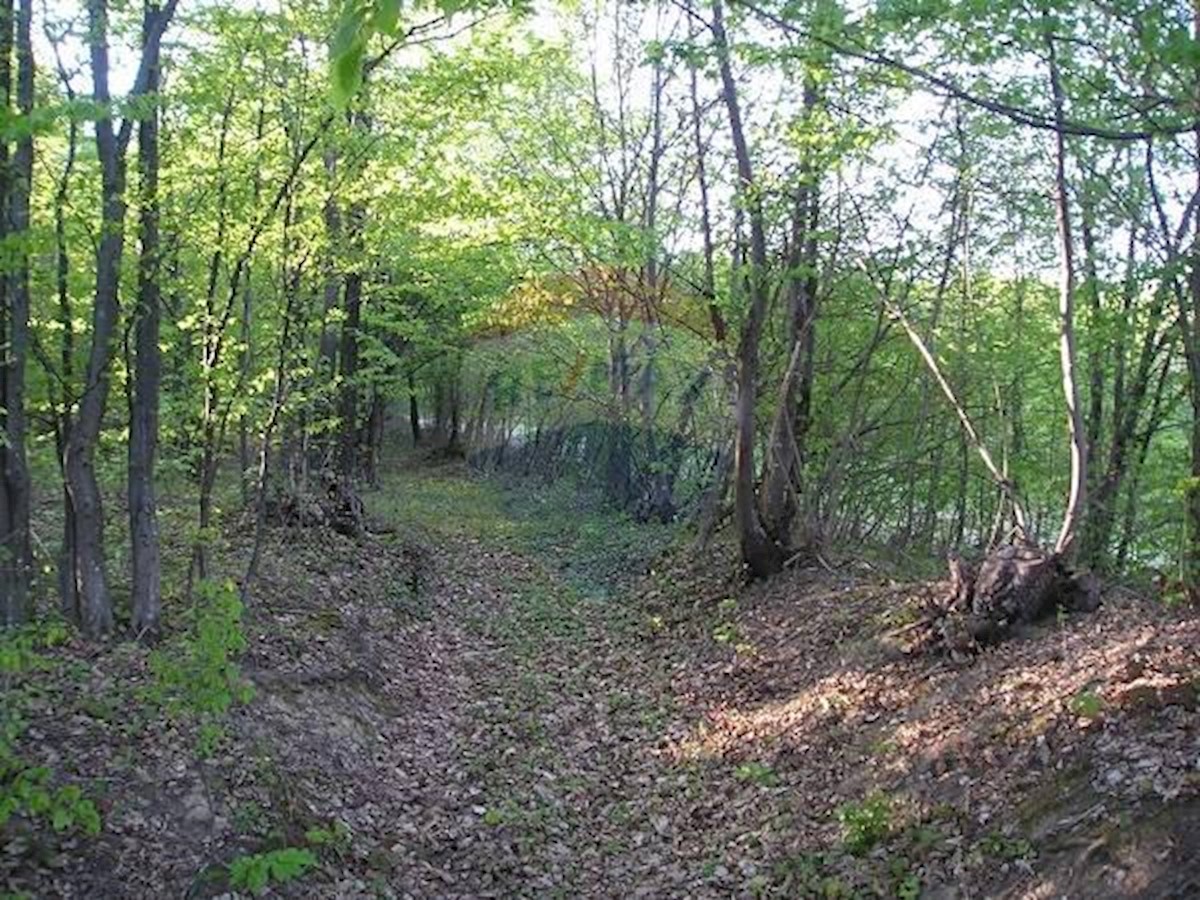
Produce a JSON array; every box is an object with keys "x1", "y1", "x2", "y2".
[{"x1": 228, "y1": 465, "x2": 705, "y2": 898}]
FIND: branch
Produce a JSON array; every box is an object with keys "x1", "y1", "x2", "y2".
[{"x1": 734, "y1": 0, "x2": 1199, "y2": 143}]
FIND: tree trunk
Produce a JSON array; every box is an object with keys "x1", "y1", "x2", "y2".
[
  {"x1": 67, "y1": 0, "x2": 176, "y2": 634},
  {"x1": 128, "y1": 0, "x2": 162, "y2": 640},
  {"x1": 712, "y1": 0, "x2": 783, "y2": 577},
  {"x1": 363, "y1": 388, "x2": 385, "y2": 486},
  {"x1": 1047, "y1": 28, "x2": 1088, "y2": 559},
  {"x1": 66, "y1": 0, "x2": 127, "y2": 635},
  {"x1": 336, "y1": 261, "x2": 363, "y2": 478},
  {"x1": 51, "y1": 68, "x2": 78, "y2": 621},
  {"x1": 318, "y1": 147, "x2": 341, "y2": 372},
  {"x1": 408, "y1": 372, "x2": 422, "y2": 445},
  {"x1": 0, "y1": 0, "x2": 33, "y2": 625},
  {"x1": 761, "y1": 106, "x2": 819, "y2": 545},
  {"x1": 447, "y1": 367, "x2": 462, "y2": 454}
]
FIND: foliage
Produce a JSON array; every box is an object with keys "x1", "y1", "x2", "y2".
[
  {"x1": 227, "y1": 847, "x2": 317, "y2": 895},
  {"x1": 733, "y1": 761, "x2": 778, "y2": 787},
  {"x1": 0, "y1": 621, "x2": 100, "y2": 838},
  {"x1": 1068, "y1": 690, "x2": 1105, "y2": 720},
  {"x1": 980, "y1": 830, "x2": 1035, "y2": 861},
  {"x1": 0, "y1": 712, "x2": 100, "y2": 837},
  {"x1": 305, "y1": 820, "x2": 354, "y2": 858},
  {"x1": 836, "y1": 791, "x2": 894, "y2": 855},
  {"x1": 146, "y1": 580, "x2": 253, "y2": 751},
  {"x1": 0, "y1": 619, "x2": 70, "y2": 675}
]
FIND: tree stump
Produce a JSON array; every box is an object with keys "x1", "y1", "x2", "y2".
[{"x1": 901, "y1": 539, "x2": 1100, "y2": 658}]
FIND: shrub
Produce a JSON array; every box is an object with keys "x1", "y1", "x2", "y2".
[{"x1": 147, "y1": 579, "x2": 253, "y2": 748}]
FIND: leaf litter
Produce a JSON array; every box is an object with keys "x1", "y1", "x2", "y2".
[{"x1": 2, "y1": 461, "x2": 1198, "y2": 897}]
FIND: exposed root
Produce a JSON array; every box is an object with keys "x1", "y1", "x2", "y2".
[{"x1": 897, "y1": 538, "x2": 1101, "y2": 658}]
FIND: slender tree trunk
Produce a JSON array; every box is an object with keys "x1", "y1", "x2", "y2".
[
  {"x1": 242, "y1": 246, "x2": 303, "y2": 603},
  {"x1": 0, "y1": 0, "x2": 33, "y2": 625},
  {"x1": 239, "y1": 101, "x2": 266, "y2": 506},
  {"x1": 1188, "y1": 4, "x2": 1200, "y2": 586},
  {"x1": 190, "y1": 90, "x2": 235, "y2": 588},
  {"x1": 67, "y1": 0, "x2": 176, "y2": 634},
  {"x1": 318, "y1": 147, "x2": 341, "y2": 372},
  {"x1": 761, "y1": 89, "x2": 819, "y2": 545},
  {"x1": 447, "y1": 366, "x2": 462, "y2": 454},
  {"x1": 67, "y1": 0, "x2": 127, "y2": 635},
  {"x1": 128, "y1": 0, "x2": 162, "y2": 640},
  {"x1": 336, "y1": 259, "x2": 363, "y2": 478},
  {"x1": 336, "y1": 124, "x2": 368, "y2": 477},
  {"x1": 53, "y1": 92, "x2": 78, "y2": 621},
  {"x1": 712, "y1": 0, "x2": 783, "y2": 576},
  {"x1": 1047, "y1": 30, "x2": 1088, "y2": 558},
  {"x1": 408, "y1": 372, "x2": 422, "y2": 445},
  {"x1": 363, "y1": 388, "x2": 385, "y2": 485}
]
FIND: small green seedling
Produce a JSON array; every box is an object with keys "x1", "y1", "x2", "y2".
[
  {"x1": 837, "y1": 791, "x2": 893, "y2": 855},
  {"x1": 228, "y1": 847, "x2": 316, "y2": 895}
]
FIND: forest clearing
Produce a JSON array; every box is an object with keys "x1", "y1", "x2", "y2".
[{"x1": 1, "y1": 0, "x2": 1200, "y2": 895}]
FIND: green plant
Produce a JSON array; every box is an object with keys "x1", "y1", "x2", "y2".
[
  {"x1": 887, "y1": 856, "x2": 922, "y2": 898},
  {"x1": 980, "y1": 830, "x2": 1034, "y2": 861},
  {"x1": 146, "y1": 579, "x2": 253, "y2": 751},
  {"x1": 712, "y1": 598, "x2": 741, "y2": 645},
  {"x1": 734, "y1": 761, "x2": 778, "y2": 787},
  {"x1": 0, "y1": 765, "x2": 101, "y2": 836},
  {"x1": 0, "y1": 703, "x2": 100, "y2": 838},
  {"x1": 770, "y1": 852, "x2": 828, "y2": 893},
  {"x1": 896, "y1": 872, "x2": 921, "y2": 899},
  {"x1": 482, "y1": 806, "x2": 506, "y2": 826},
  {"x1": 1068, "y1": 690, "x2": 1104, "y2": 719},
  {"x1": 228, "y1": 847, "x2": 316, "y2": 895},
  {"x1": 837, "y1": 791, "x2": 894, "y2": 855},
  {"x1": 233, "y1": 800, "x2": 272, "y2": 836},
  {"x1": 0, "y1": 618, "x2": 70, "y2": 675},
  {"x1": 305, "y1": 820, "x2": 353, "y2": 858}
]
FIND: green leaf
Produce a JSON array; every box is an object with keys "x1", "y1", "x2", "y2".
[
  {"x1": 373, "y1": 0, "x2": 402, "y2": 37},
  {"x1": 331, "y1": 2, "x2": 368, "y2": 58},
  {"x1": 332, "y1": 40, "x2": 367, "y2": 108}
]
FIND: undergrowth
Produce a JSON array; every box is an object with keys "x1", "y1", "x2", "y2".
[
  {"x1": 145, "y1": 579, "x2": 253, "y2": 755},
  {"x1": 0, "y1": 618, "x2": 101, "y2": 838},
  {"x1": 227, "y1": 846, "x2": 316, "y2": 895}
]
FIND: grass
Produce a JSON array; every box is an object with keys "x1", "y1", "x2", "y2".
[{"x1": 368, "y1": 461, "x2": 677, "y2": 602}]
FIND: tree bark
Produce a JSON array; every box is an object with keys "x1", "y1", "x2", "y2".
[
  {"x1": 66, "y1": 0, "x2": 177, "y2": 635},
  {"x1": 336, "y1": 255, "x2": 363, "y2": 477},
  {"x1": 128, "y1": 0, "x2": 163, "y2": 640},
  {"x1": 712, "y1": 0, "x2": 783, "y2": 577},
  {"x1": 0, "y1": 0, "x2": 33, "y2": 625},
  {"x1": 408, "y1": 372, "x2": 422, "y2": 445},
  {"x1": 66, "y1": 0, "x2": 129, "y2": 635},
  {"x1": 1046, "y1": 28, "x2": 1088, "y2": 558},
  {"x1": 761, "y1": 89, "x2": 819, "y2": 545}
]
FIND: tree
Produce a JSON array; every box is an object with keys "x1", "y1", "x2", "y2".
[
  {"x1": 63, "y1": 0, "x2": 178, "y2": 635},
  {"x1": 128, "y1": 0, "x2": 165, "y2": 640},
  {"x1": 0, "y1": 0, "x2": 34, "y2": 625}
]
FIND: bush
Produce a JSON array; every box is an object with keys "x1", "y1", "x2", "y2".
[{"x1": 146, "y1": 579, "x2": 253, "y2": 753}]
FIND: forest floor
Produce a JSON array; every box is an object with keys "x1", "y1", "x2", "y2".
[{"x1": 4, "y1": 455, "x2": 1200, "y2": 898}]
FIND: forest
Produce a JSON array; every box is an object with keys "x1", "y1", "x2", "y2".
[{"x1": 0, "y1": 0, "x2": 1198, "y2": 895}]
